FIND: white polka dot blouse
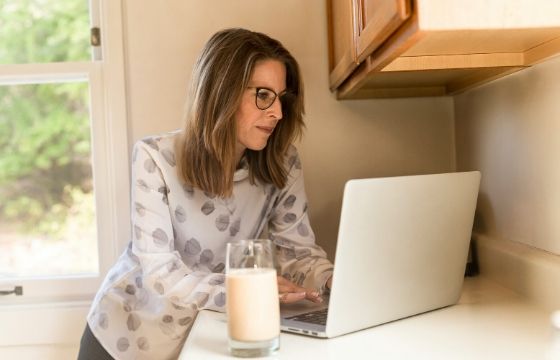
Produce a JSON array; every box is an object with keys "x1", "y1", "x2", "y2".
[{"x1": 86, "y1": 131, "x2": 334, "y2": 359}]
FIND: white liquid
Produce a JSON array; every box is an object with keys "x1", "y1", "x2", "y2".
[{"x1": 226, "y1": 268, "x2": 280, "y2": 342}]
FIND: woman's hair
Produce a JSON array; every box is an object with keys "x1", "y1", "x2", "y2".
[{"x1": 175, "y1": 28, "x2": 305, "y2": 197}]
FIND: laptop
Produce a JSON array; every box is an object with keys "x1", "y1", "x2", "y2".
[{"x1": 280, "y1": 171, "x2": 481, "y2": 338}]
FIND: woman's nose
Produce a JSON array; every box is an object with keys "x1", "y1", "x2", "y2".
[{"x1": 267, "y1": 96, "x2": 283, "y2": 120}]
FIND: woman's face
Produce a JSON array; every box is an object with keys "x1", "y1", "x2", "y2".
[{"x1": 235, "y1": 59, "x2": 286, "y2": 161}]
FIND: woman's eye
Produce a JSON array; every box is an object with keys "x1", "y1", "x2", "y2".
[{"x1": 257, "y1": 90, "x2": 272, "y2": 101}]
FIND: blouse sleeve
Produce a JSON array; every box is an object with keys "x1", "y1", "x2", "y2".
[
  {"x1": 268, "y1": 147, "x2": 334, "y2": 294},
  {"x1": 130, "y1": 140, "x2": 226, "y2": 312}
]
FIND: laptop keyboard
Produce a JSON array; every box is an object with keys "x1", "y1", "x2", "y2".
[{"x1": 285, "y1": 308, "x2": 328, "y2": 326}]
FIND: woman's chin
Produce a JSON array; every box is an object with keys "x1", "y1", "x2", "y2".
[{"x1": 247, "y1": 142, "x2": 269, "y2": 152}]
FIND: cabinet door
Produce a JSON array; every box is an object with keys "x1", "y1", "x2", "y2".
[
  {"x1": 356, "y1": 0, "x2": 411, "y2": 63},
  {"x1": 327, "y1": 0, "x2": 359, "y2": 91}
]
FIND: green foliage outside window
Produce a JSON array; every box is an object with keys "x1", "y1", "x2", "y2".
[
  {"x1": 0, "y1": 0, "x2": 90, "y2": 64},
  {"x1": 0, "y1": 0, "x2": 93, "y2": 237}
]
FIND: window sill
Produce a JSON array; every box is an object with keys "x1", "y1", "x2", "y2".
[{"x1": 0, "y1": 299, "x2": 91, "y2": 346}]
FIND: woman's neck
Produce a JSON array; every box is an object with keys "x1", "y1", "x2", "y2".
[{"x1": 235, "y1": 144, "x2": 246, "y2": 169}]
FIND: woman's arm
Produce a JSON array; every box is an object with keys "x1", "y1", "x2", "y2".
[
  {"x1": 130, "y1": 139, "x2": 226, "y2": 312},
  {"x1": 268, "y1": 147, "x2": 334, "y2": 296}
]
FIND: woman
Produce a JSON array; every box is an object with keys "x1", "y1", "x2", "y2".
[{"x1": 78, "y1": 28, "x2": 333, "y2": 360}]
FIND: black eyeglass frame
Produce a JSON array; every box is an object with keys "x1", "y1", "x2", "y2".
[{"x1": 248, "y1": 86, "x2": 294, "y2": 111}]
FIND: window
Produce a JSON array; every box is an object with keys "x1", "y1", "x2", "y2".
[{"x1": 0, "y1": 0, "x2": 129, "y2": 306}]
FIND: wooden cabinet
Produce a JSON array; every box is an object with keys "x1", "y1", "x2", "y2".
[
  {"x1": 328, "y1": 0, "x2": 411, "y2": 90},
  {"x1": 327, "y1": 0, "x2": 560, "y2": 99},
  {"x1": 356, "y1": 1, "x2": 411, "y2": 64}
]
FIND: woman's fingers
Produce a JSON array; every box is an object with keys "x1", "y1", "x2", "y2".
[
  {"x1": 277, "y1": 276, "x2": 303, "y2": 291},
  {"x1": 277, "y1": 276, "x2": 323, "y2": 304},
  {"x1": 305, "y1": 290, "x2": 323, "y2": 303},
  {"x1": 278, "y1": 289, "x2": 323, "y2": 304},
  {"x1": 278, "y1": 283, "x2": 304, "y2": 294},
  {"x1": 279, "y1": 291, "x2": 306, "y2": 304}
]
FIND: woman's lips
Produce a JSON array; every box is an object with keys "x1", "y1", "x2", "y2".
[{"x1": 256, "y1": 126, "x2": 274, "y2": 134}]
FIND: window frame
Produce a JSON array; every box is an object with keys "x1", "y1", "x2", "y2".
[{"x1": 0, "y1": 0, "x2": 129, "y2": 346}]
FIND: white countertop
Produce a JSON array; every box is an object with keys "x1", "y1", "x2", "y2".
[{"x1": 179, "y1": 277, "x2": 555, "y2": 360}]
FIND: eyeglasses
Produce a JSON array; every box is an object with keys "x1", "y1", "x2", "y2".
[{"x1": 249, "y1": 87, "x2": 294, "y2": 110}]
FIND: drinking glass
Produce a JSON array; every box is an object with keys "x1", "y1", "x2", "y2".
[{"x1": 226, "y1": 239, "x2": 280, "y2": 357}]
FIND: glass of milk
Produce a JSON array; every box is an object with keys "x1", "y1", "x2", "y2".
[{"x1": 226, "y1": 239, "x2": 280, "y2": 357}]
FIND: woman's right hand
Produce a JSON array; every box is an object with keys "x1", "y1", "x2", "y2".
[{"x1": 277, "y1": 276, "x2": 323, "y2": 304}]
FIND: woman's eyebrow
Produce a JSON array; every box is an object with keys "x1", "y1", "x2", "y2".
[{"x1": 248, "y1": 84, "x2": 287, "y2": 94}]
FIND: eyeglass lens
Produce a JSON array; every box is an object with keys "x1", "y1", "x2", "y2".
[{"x1": 255, "y1": 88, "x2": 277, "y2": 110}]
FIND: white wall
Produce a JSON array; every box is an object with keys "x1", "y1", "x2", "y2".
[
  {"x1": 455, "y1": 56, "x2": 560, "y2": 255},
  {"x1": 122, "y1": 0, "x2": 455, "y2": 259}
]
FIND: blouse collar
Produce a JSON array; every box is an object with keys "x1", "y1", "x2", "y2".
[{"x1": 233, "y1": 156, "x2": 249, "y2": 182}]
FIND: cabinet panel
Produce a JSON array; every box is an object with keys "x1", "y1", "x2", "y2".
[
  {"x1": 327, "y1": 0, "x2": 359, "y2": 90},
  {"x1": 356, "y1": 0, "x2": 411, "y2": 63}
]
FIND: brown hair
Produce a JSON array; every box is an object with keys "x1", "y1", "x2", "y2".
[{"x1": 175, "y1": 28, "x2": 305, "y2": 197}]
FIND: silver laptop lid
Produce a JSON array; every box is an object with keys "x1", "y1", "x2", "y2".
[{"x1": 325, "y1": 171, "x2": 481, "y2": 338}]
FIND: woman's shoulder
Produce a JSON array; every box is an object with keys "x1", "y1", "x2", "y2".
[
  {"x1": 284, "y1": 144, "x2": 302, "y2": 171},
  {"x1": 135, "y1": 130, "x2": 181, "y2": 150},
  {"x1": 132, "y1": 130, "x2": 182, "y2": 167}
]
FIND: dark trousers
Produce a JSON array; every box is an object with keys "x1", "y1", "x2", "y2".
[{"x1": 77, "y1": 323, "x2": 115, "y2": 360}]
